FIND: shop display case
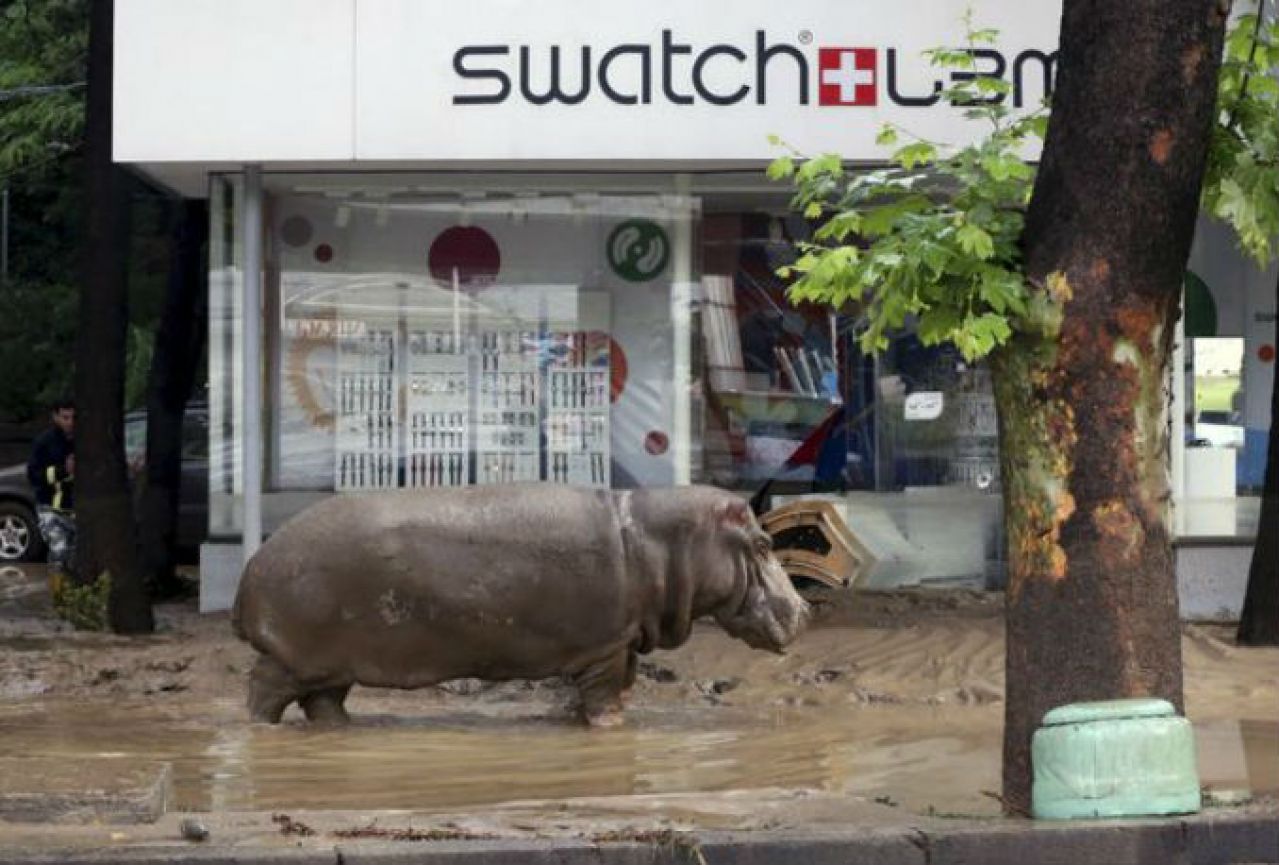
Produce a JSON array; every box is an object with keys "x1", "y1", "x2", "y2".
[
  {"x1": 475, "y1": 330, "x2": 542, "y2": 485},
  {"x1": 335, "y1": 328, "x2": 399, "y2": 491},
  {"x1": 331, "y1": 320, "x2": 610, "y2": 491},
  {"x1": 545, "y1": 331, "x2": 611, "y2": 487},
  {"x1": 406, "y1": 329, "x2": 470, "y2": 488}
]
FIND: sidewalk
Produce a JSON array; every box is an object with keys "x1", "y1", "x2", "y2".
[{"x1": 0, "y1": 803, "x2": 1275, "y2": 865}]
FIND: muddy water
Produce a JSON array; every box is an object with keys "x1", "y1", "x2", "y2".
[
  {"x1": 0, "y1": 697, "x2": 992, "y2": 814},
  {"x1": 0, "y1": 697, "x2": 1272, "y2": 817},
  {"x1": 1, "y1": 564, "x2": 1274, "y2": 820}
]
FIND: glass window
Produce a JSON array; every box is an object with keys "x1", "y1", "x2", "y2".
[
  {"x1": 213, "y1": 174, "x2": 703, "y2": 533},
  {"x1": 1176, "y1": 236, "x2": 1273, "y2": 541},
  {"x1": 208, "y1": 170, "x2": 1007, "y2": 588},
  {"x1": 208, "y1": 174, "x2": 244, "y2": 538}
]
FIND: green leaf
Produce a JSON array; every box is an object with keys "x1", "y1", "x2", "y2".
[
  {"x1": 956, "y1": 223, "x2": 996, "y2": 259},
  {"x1": 797, "y1": 153, "x2": 844, "y2": 183},
  {"x1": 861, "y1": 195, "x2": 931, "y2": 237},
  {"x1": 917, "y1": 306, "x2": 963, "y2": 345},
  {"x1": 973, "y1": 76, "x2": 1013, "y2": 95},
  {"x1": 894, "y1": 141, "x2": 937, "y2": 170},
  {"x1": 767, "y1": 156, "x2": 796, "y2": 181},
  {"x1": 813, "y1": 210, "x2": 863, "y2": 242},
  {"x1": 876, "y1": 125, "x2": 900, "y2": 147}
]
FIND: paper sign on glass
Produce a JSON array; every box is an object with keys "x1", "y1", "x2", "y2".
[{"x1": 904, "y1": 391, "x2": 944, "y2": 421}]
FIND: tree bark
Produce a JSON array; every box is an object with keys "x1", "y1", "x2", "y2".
[
  {"x1": 997, "y1": 0, "x2": 1227, "y2": 814},
  {"x1": 1237, "y1": 267, "x2": 1279, "y2": 646},
  {"x1": 138, "y1": 199, "x2": 208, "y2": 596},
  {"x1": 74, "y1": 0, "x2": 152, "y2": 633}
]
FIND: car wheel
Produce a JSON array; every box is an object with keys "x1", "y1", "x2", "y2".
[{"x1": 0, "y1": 502, "x2": 44, "y2": 563}]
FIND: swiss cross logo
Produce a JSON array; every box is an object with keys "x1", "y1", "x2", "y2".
[{"x1": 818, "y1": 48, "x2": 878, "y2": 107}]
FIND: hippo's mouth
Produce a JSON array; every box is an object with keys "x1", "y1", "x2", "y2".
[{"x1": 718, "y1": 552, "x2": 806, "y2": 653}]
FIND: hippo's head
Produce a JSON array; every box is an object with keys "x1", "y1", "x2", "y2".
[{"x1": 702, "y1": 499, "x2": 810, "y2": 653}]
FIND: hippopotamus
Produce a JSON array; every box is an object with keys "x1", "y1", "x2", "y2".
[{"x1": 232, "y1": 484, "x2": 809, "y2": 726}]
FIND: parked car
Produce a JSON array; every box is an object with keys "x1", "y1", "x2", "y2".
[
  {"x1": 0, "y1": 462, "x2": 44, "y2": 563},
  {"x1": 0, "y1": 405, "x2": 210, "y2": 564},
  {"x1": 1190, "y1": 409, "x2": 1245, "y2": 450}
]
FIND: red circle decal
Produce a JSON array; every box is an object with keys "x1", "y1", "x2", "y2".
[
  {"x1": 429, "y1": 226, "x2": 501, "y2": 289},
  {"x1": 314, "y1": 243, "x2": 334, "y2": 264},
  {"x1": 1260, "y1": 344, "x2": 1276, "y2": 364},
  {"x1": 607, "y1": 337, "x2": 628, "y2": 403},
  {"x1": 645, "y1": 431, "x2": 670, "y2": 456}
]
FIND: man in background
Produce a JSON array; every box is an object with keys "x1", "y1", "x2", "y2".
[{"x1": 27, "y1": 399, "x2": 76, "y2": 580}]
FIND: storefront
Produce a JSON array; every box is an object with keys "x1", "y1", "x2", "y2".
[{"x1": 113, "y1": 0, "x2": 1274, "y2": 613}]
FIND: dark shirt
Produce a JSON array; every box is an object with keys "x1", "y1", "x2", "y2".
[{"x1": 27, "y1": 427, "x2": 74, "y2": 511}]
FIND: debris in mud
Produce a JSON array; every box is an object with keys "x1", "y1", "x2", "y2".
[
  {"x1": 848, "y1": 686, "x2": 903, "y2": 705},
  {"x1": 947, "y1": 684, "x2": 1002, "y2": 705},
  {"x1": 332, "y1": 821, "x2": 496, "y2": 841},
  {"x1": 1202, "y1": 788, "x2": 1256, "y2": 808},
  {"x1": 638, "y1": 661, "x2": 679, "y2": 683},
  {"x1": 873, "y1": 795, "x2": 899, "y2": 807},
  {"x1": 89, "y1": 668, "x2": 120, "y2": 686},
  {"x1": 143, "y1": 682, "x2": 189, "y2": 695},
  {"x1": 774, "y1": 695, "x2": 820, "y2": 708},
  {"x1": 179, "y1": 818, "x2": 210, "y2": 842},
  {"x1": 791, "y1": 668, "x2": 845, "y2": 686},
  {"x1": 435, "y1": 678, "x2": 491, "y2": 697},
  {"x1": 696, "y1": 677, "x2": 740, "y2": 698},
  {"x1": 589, "y1": 827, "x2": 706, "y2": 863},
  {"x1": 271, "y1": 813, "x2": 316, "y2": 837},
  {"x1": 145, "y1": 657, "x2": 193, "y2": 674}
]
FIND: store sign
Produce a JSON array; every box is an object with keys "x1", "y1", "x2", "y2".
[
  {"x1": 114, "y1": 0, "x2": 1062, "y2": 166},
  {"x1": 452, "y1": 35, "x2": 1056, "y2": 110}
]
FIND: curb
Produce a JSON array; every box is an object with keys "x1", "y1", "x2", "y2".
[{"x1": 0, "y1": 809, "x2": 1274, "y2": 865}]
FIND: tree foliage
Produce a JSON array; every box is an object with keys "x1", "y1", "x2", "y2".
[
  {"x1": 769, "y1": 19, "x2": 1048, "y2": 363},
  {"x1": 771, "y1": 7, "x2": 1277, "y2": 361},
  {"x1": 0, "y1": 0, "x2": 174, "y2": 422},
  {"x1": 1202, "y1": 3, "x2": 1279, "y2": 266},
  {"x1": 0, "y1": 0, "x2": 87, "y2": 175}
]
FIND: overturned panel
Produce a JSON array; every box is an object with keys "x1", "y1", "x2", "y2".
[{"x1": 761, "y1": 500, "x2": 876, "y2": 589}]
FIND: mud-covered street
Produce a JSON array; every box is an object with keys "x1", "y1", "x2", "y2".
[{"x1": 0, "y1": 563, "x2": 1275, "y2": 837}]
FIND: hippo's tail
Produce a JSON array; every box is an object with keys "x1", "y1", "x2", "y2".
[
  {"x1": 230, "y1": 551, "x2": 263, "y2": 643},
  {"x1": 230, "y1": 581, "x2": 247, "y2": 641}
]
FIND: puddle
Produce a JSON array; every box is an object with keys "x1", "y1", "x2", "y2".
[
  {"x1": 0, "y1": 696, "x2": 1271, "y2": 817},
  {"x1": 0, "y1": 697, "x2": 1003, "y2": 814}
]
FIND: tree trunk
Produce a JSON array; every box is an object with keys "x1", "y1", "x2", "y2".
[
  {"x1": 1237, "y1": 267, "x2": 1279, "y2": 646},
  {"x1": 74, "y1": 0, "x2": 152, "y2": 634},
  {"x1": 997, "y1": 0, "x2": 1227, "y2": 814},
  {"x1": 138, "y1": 199, "x2": 208, "y2": 597}
]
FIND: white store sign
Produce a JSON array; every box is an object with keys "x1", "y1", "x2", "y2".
[{"x1": 114, "y1": 0, "x2": 1061, "y2": 166}]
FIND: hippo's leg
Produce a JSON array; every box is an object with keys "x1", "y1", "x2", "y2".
[
  {"x1": 247, "y1": 655, "x2": 304, "y2": 723},
  {"x1": 299, "y1": 684, "x2": 353, "y2": 725},
  {"x1": 619, "y1": 650, "x2": 639, "y2": 703},
  {"x1": 573, "y1": 650, "x2": 630, "y2": 728}
]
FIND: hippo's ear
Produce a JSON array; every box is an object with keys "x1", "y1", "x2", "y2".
[
  {"x1": 717, "y1": 499, "x2": 752, "y2": 530},
  {"x1": 717, "y1": 499, "x2": 757, "y2": 548}
]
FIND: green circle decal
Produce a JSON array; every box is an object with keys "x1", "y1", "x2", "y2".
[{"x1": 607, "y1": 220, "x2": 670, "y2": 282}]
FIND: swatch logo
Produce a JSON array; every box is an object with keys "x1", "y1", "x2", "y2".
[{"x1": 452, "y1": 30, "x2": 1055, "y2": 110}]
